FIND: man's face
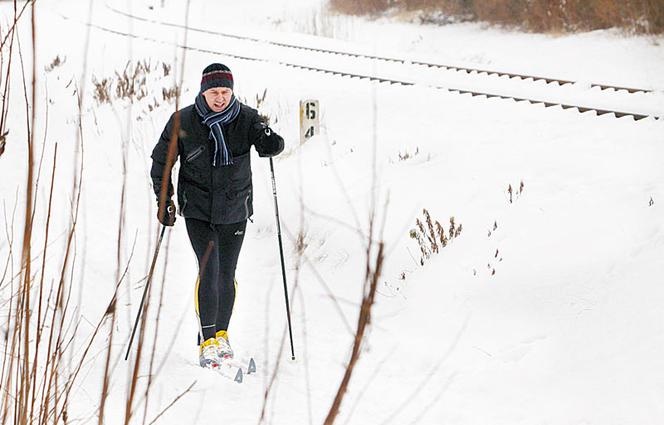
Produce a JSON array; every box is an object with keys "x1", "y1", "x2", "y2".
[{"x1": 202, "y1": 87, "x2": 233, "y2": 112}]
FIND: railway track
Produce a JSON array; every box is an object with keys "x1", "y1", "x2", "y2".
[
  {"x1": 61, "y1": 7, "x2": 662, "y2": 121},
  {"x1": 107, "y1": 4, "x2": 655, "y2": 96}
]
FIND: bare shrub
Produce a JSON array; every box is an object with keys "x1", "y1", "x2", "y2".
[
  {"x1": 334, "y1": 0, "x2": 664, "y2": 33},
  {"x1": 329, "y1": 0, "x2": 391, "y2": 15},
  {"x1": 161, "y1": 85, "x2": 180, "y2": 103},
  {"x1": 92, "y1": 59, "x2": 179, "y2": 106},
  {"x1": 162, "y1": 62, "x2": 171, "y2": 77},
  {"x1": 44, "y1": 55, "x2": 66, "y2": 72},
  {"x1": 397, "y1": 146, "x2": 419, "y2": 161},
  {"x1": 115, "y1": 60, "x2": 152, "y2": 101},
  {"x1": 410, "y1": 209, "x2": 462, "y2": 265},
  {"x1": 92, "y1": 76, "x2": 112, "y2": 104}
]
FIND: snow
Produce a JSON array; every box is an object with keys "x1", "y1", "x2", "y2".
[{"x1": 1, "y1": 0, "x2": 663, "y2": 424}]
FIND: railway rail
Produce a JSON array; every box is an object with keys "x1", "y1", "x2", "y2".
[
  {"x1": 107, "y1": 4, "x2": 655, "y2": 96},
  {"x1": 61, "y1": 7, "x2": 663, "y2": 122}
]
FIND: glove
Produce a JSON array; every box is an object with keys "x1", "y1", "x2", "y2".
[
  {"x1": 253, "y1": 122, "x2": 284, "y2": 157},
  {"x1": 157, "y1": 198, "x2": 177, "y2": 226},
  {"x1": 253, "y1": 121, "x2": 271, "y2": 139}
]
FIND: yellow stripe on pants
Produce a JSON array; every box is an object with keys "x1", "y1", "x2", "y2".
[{"x1": 194, "y1": 276, "x2": 238, "y2": 324}]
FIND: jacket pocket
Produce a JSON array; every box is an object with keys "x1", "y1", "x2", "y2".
[
  {"x1": 181, "y1": 175, "x2": 210, "y2": 193},
  {"x1": 185, "y1": 145, "x2": 205, "y2": 163}
]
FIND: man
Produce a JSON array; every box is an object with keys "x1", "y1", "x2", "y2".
[{"x1": 150, "y1": 63, "x2": 284, "y2": 368}]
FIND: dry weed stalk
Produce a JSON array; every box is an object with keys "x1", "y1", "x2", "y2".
[
  {"x1": 410, "y1": 210, "x2": 462, "y2": 266},
  {"x1": 125, "y1": 3, "x2": 192, "y2": 423},
  {"x1": 507, "y1": 180, "x2": 526, "y2": 204},
  {"x1": 0, "y1": 2, "x2": 20, "y2": 160},
  {"x1": 161, "y1": 85, "x2": 179, "y2": 103},
  {"x1": 397, "y1": 146, "x2": 419, "y2": 161},
  {"x1": 92, "y1": 76, "x2": 111, "y2": 104},
  {"x1": 423, "y1": 209, "x2": 438, "y2": 254},
  {"x1": 44, "y1": 55, "x2": 65, "y2": 73},
  {"x1": 161, "y1": 62, "x2": 171, "y2": 77},
  {"x1": 115, "y1": 60, "x2": 151, "y2": 101},
  {"x1": 93, "y1": 59, "x2": 178, "y2": 107},
  {"x1": 323, "y1": 217, "x2": 386, "y2": 424},
  {"x1": 415, "y1": 218, "x2": 431, "y2": 261},
  {"x1": 435, "y1": 220, "x2": 447, "y2": 247}
]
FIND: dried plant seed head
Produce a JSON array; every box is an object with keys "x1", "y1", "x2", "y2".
[
  {"x1": 436, "y1": 221, "x2": 445, "y2": 244},
  {"x1": 416, "y1": 218, "x2": 426, "y2": 235}
]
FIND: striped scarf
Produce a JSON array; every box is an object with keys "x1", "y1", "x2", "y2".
[{"x1": 194, "y1": 93, "x2": 241, "y2": 167}]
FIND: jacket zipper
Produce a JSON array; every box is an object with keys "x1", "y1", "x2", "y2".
[
  {"x1": 209, "y1": 148, "x2": 214, "y2": 223},
  {"x1": 186, "y1": 146, "x2": 205, "y2": 163}
]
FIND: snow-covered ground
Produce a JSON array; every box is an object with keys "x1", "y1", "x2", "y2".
[{"x1": 1, "y1": 0, "x2": 664, "y2": 424}]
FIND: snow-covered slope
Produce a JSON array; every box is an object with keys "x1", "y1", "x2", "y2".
[{"x1": 1, "y1": 0, "x2": 663, "y2": 423}]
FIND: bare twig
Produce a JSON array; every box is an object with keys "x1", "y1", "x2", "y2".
[
  {"x1": 0, "y1": 0, "x2": 32, "y2": 51},
  {"x1": 323, "y1": 237, "x2": 385, "y2": 425},
  {"x1": 379, "y1": 315, "x2": 470, "y2": 425},
  {"x1": 146, "y1": 381, "x2": 196, "y2": 425}
]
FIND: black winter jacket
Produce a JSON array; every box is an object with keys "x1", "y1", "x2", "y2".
[{"x1": 150, "y1": 103, "x2": 284, "y2": 224}]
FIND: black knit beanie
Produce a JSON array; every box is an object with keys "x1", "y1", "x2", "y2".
[{"x1": 200, "y1": 63, "x2": 234, "y2": 93}]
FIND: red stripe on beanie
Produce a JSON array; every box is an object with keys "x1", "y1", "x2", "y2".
[{"x1": 201, "y1": 71, "x2": 233, "y2": 84}]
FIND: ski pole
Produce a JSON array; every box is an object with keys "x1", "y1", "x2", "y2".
[
  {"x1": 125, "y1": 224, "x2": 167, "y2": 361},
  {"x1": 269, "y1": 157, "x2": 296, "y2": 361}
]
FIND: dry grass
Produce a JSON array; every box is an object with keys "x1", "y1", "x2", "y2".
[
  {"x1": 92, "y1": 59, "x2": 178, "y2": 106},
  {"x1": 0, "y1": 2, "x2": 195, "y2": 424},
  {"x1": 331, "y1": 0, "x2": 664, "y2": 33},
  {"x1": 44, "y1": 55, "x2": 65, "y2": 73},
  {"x1": 329, "y1": 0, "x2": 391, "y2": 16},
  {"x1": 410, "y1": 209, "x2": 462, "y2": 266}
]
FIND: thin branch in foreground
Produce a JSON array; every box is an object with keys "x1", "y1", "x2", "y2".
[
  {"x1": 323, "y1": 239, "x2": 385, "y2": 425},
  {"x1": 323, "y1": 190, "x2": 388, "y2": 425},
  {"x1": 379, "y1": 315, "x2": 470, "y2": 425},
  {"x1": 146, "y1": 381, "x2": 196, "y2": 425}
]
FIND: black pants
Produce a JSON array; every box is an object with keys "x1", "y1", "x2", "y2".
[{"x1": 185, "y1": 218, "x2": 246, "y2": 342}]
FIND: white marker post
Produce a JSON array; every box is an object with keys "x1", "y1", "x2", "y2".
[{"x1": 299, "y1": 99, "x2": 319, "y2": 145}]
